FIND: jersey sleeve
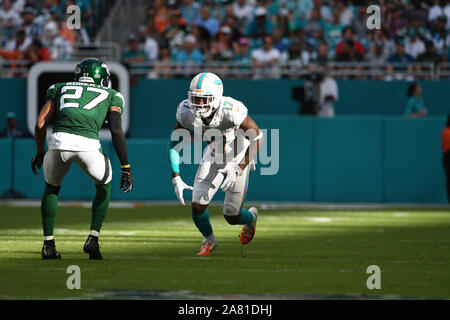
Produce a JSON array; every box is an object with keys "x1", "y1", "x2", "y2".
[
  {"x1": 110, "y1": 91, "x2": 125, "y2": 114},
  {"x1": 45, "y1": 84, "x2": 58, "y2": 102},
  {"x1": 229, "y1": 100, "x2": 248, "y2": 127}
]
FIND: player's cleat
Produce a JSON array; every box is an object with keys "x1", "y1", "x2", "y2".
[
  {"x1": 41, "y1": 240, "x2": 61, "y2": 260},
  {"x1": 240, "y1": 207, "x2": 258, "y2": 245},
  {"x1": 197, "y1": 238, "x2": 218, "y2": 256},
  {"x1": 83, "y1": 235, "x2": 103, "y2": 260}
]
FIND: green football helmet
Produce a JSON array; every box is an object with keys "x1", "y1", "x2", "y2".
[{"x1": 74, "y1": 57, "x2": 110, "y2": 87}]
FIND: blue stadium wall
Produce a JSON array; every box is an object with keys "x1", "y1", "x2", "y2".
[{"x1": 0, "y1": 78, "x2": 447, "y2": 203}]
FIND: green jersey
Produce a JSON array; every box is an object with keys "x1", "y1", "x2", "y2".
[{"x1": 46, "y1": 81, "x2": 124, "y2": 140}]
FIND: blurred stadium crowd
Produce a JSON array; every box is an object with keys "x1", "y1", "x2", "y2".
[
  {"x1": 0, "y1": 0, "x2": 113, "y2": 71},
  {"x1": 1, "y1": 0, "x2": 450, "y2": 80},
  {"x1": 121, "y1": 0, "x2": 450, "y2": 79}
]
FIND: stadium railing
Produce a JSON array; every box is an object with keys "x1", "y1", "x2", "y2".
[
  {"x1": 72, "y1": 42, "x2": 122, "y2": 62},
  {"x1": 127, "y1": 61, "x2": 436, "y2": 80},
  {"x1": 0, "y1": 60, "x2": 30, "y2": 77},
  {"x1": 0, "y1": 60, "x2": 438, "y2": 80}
]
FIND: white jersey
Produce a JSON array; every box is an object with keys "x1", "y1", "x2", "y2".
[{"x1": 176, "y1": 96, "x2": 249, "y2": 162}]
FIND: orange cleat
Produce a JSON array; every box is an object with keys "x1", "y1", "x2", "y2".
[
  {"x1": 240, "y1": 207, "x2": 258, "y2": 245},
  {"x1": 197, "y1": 238, "x2": 218, "y2": 256}
]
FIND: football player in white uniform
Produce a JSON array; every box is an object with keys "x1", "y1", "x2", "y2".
[{"x1": 168, "y1": 72, "x2": 264, "y2": 256}]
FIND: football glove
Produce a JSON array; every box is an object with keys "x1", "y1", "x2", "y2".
[
  {"x1": 172, "y1": 175, "x2": 193, "y2": 205},
  {"x1": 31, "y1": 153, "x2": 45, "y2": 175},
  {"x1": 120, "y1": 165, "x2": 134, "y2": 193},
  {"x1": 218, "y1": 162, "x2": 243, "y2": 192}
]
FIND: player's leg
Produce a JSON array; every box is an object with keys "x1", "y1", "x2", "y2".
[
  {"x1": 223, "y1": 167, "x2": 258, "y2": 244},
  {"x1": 75, "y1": 149, "x2": 112, "y2": 259},
  {"x1": 41, "y1": 150, "x2": 71, "y2": 259},
  {"x1": 192, "y1": 160, "x2": 223, "y2": 255}
]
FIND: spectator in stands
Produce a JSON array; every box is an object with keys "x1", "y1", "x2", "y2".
[
  {"x1": 428, "y1": 15, "x2": 450, "y2": 54},
  {"x1": 441, "y1": 113, "x2": 450, "y2": 202},
  {"x1": 351, "y1": 3, "x2": 369, "y2": 40},
  {"x1": 42, "y1": 20, "x2": 72, "y2": 60},
  {"x1": 39, "y1": 0, "x2": 58, "y2": 24},
  {"x1": 245, "y1": 7, "x2": 273, "y2": 39},
  {"x1": 386, "y1": 38, "x2": 414, "y2": 80},
  {"x1": 121, "y1": 33, "x2": 148, "y2": 68},
  {"x1": 210, "y1": 25, "x2": 234, "y2": 62},
  {"x1": 304, "y1": 7, "x2": 324, "y2": 40},
  {"x1": 234, "y1": 36, "x2": 251, "y2": 63},
  {"x1": 232, "y1": 0, "x2": 253, "y2": 31},
  {"x1": 162, "y1": 10, "x2": 188, "y2": 58},
  {"x1": 404, "y1": 29, "x2": 425, "y2": 59},
  {"x1": 57, "y1": 14, "x2": 76, "y2": 44},
  {"x1": 194, "y1": 6, "x2": 219, "y2": 38},
  {"x1": 272, "y1": 27, "x2": 289, "y2": 54},
  {"x1": 313, "y1": 0, "x2": 332, "y2": 22},
  {"x1": 180, "y1": 0, "x2": 200, "y2": 25},
  {"x1": 173, "y1": 34, "x2": 203, "y2": 64},
  {"x1": 143, "y1": 29, "x2": 159, "y2": 62},
  {"x1": 336, "y1": 0, "x2": 354, "y2": 25},
  {"x1": 384, "y1": 4, "x2": 406, "y2": 39},
  {"x1": 154, "y1": 0, "x2": 171, "y2": 35},
  {"x1": 387, "y1": 38, "x2": 414, "y2": 63},
  {"x1": 23, "y1": 39, "x2": 50, "y2": 64},
  {"x1": 336, "y1": 40, "x2": 363, "y2": 62},
  {"x1": 366, "y1": 41, "x2": 388, "y2": 64},
  {"x1": 284, "y1": 38, "x2": 310, "y2": 68},
  {"x1": 0, "y1": 111, "x2": 29, "y2": 138},
  {"x1": 21, "y1": 7, "x2": 42, "y2": 40},
  {"x1": 404, "y1": 82, "x2": 428, "y2": 118},
  {"x1": 292, "y1": 0, "x2": 314, "y2": 23},
  {"x1": 416, "y1": 40, "x2": 444, "y2": 65},
  {"x1": 323, "y1": 9, "x2": 345, "y2": 53},
  {"x1": 251, "y1": 35, "x2": 281, "y2": 79},
  {"x1": 311, "y1": 40, "x2": 330, "y2": 65},
  {"x1": 148, "y1": 45, "x2": 172, "y2": 79},
  {"x1": 0, "y1": 0, "x2": 23, "y2": 37},
  {"x1": 428, "y1": 0, "x2": 444, "y2": 22},
  {"x1": 5, "y1": 28, "x2": 30, "y2": 51},
  {"x1": 336, "y1": 26, "x2": 364, "y2": 57}
]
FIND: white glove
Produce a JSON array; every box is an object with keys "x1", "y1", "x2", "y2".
[
  {"x1": 172, "y1": 175, "x2": 193, "y2": 205},
  {"x1": 218, "y1": 162, "x2": 243, "y2": 192}
]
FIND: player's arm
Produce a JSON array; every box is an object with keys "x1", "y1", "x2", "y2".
[
  {"x1": 219, "y1": 115, "x2": 263, "y2": 192},
  {"x1": 237, "y1": 115, "x2": 263, "y2": 171},
  {"x1": 169, "y1": 122, "x2": 193, "y2": 205},
  {"x1": 108, "y1": 106, "x2": 133, "y2": 193},
  {"x1": 31, "y1": 100, "x2": 55, "y2": 174}
]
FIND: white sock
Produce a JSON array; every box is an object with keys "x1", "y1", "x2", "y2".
[
  {"x1": 90, "y1": 230, "x2": 99, "y2": 237},
  {"x1": 44, "y1": 235, "x2": 54, "y2": 241},
  {"x1": 205, "y1": 233, "x2": 216, "y2": 243}
]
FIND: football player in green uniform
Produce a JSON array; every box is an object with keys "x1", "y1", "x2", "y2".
[{"x1": 31, "y1": 57, "x2": 134, "y2": 260}]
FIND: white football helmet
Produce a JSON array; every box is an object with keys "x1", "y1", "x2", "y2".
[{"x1": 188, "y1": 72, "x2": 223, "y2": 118}]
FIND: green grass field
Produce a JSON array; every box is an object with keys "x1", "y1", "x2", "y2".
[{"x1": 0, "y1": 204, "x2": 449, "y2": 299}]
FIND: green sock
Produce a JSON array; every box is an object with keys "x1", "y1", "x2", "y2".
[
  {"x1": 90, "y1": 181, "x2": 111, "y2": 232},
  {"x1": 41, "y1": 183, "x2": 61, "y2": 237},
  {"x1": 191, "y1": 208, "x2": 213, "y2": 238},
  {"x1": 239, "y1": 207, "x2": 255, "y2": 225}
]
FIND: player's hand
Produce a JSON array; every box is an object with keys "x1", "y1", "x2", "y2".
[
  {"x1": 31, "y1": 153, "x2": 45, "y2": 175},
  {"x1": 218, "y1": 162, "x2": 243, "y2": 192},
  {"x1": 120, "y1": 166, "x2": 133, "y2": 193},
  {"x1": 172, "y1": 175, "x2": 193, "y2": 205}
]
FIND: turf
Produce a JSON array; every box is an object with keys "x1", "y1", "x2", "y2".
[{"x1": 0, "y1": 205, "x2": 449, "y2": 299}]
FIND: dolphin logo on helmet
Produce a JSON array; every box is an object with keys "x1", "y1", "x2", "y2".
[{"x1": 188, "y1": 72, "x2": 223, "y2": 118}]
